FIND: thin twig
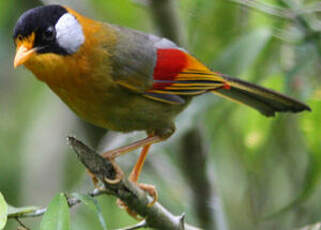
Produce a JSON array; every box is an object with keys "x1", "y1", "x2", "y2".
[
  {"x1": 8, "y1": 189, "x2": 103, "y2": 218},
  {"x1": 15, "y1": 217, "x2": 31, "y2": 230}
]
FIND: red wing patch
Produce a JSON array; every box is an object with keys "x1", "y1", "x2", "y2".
[
  {"x1": 143, "y1": 48, "x2": 230, "y2": 104},
  {"x1": 149, "y1": 49, "x2": 229, "y2": 93},
  {"x1": 153, "y1": 49, "x2": 188, "y2": 87}
]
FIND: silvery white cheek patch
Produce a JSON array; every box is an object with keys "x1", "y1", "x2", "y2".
[{"x1": 55, "y1": 13, "x2": 85, "y2": 54}]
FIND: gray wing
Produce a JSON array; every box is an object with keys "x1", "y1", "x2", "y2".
[{"x1": 109, "y1": 24, "x2": 178, "y2": 92}]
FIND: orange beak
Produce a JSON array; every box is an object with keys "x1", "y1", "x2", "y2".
[
  {"x1": 14, "y1": 32, "x2": 36, "y2": 68},
  {"x1": 14, "y1": 45, "x2": 37, "y2": 68}
]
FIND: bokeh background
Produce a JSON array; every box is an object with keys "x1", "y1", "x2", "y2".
[{"x1": 0, "y1": 0, "x2": 320, "y2": 229}]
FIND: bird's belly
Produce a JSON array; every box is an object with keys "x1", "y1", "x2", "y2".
[{"x1": 53, "y1": 85, "x2": 187, "y2": 134}]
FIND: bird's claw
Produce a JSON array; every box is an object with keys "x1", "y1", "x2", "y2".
[
  {"x1": 116, "y1": 182, "x2": 158, "y2": 219},
  {"x1": 87, "y1": 169, "x2": 105, "y2": 191},
  {"x1": 87, "y1": 157, "x2": 124, "y2": 189},
  {"x1": 104, "y1": 158, "x2": 124, "y2": 184},
  {"x1": 138, "y1": 183, "x2": 158, "y2": 207}
]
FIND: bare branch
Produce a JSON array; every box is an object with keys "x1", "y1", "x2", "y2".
[
  {"x1": 68, "y1": 137, "x2": 201, "y2": 230},
  {"x1": 9, "y1": 137, "x2": 200, "y2": 229}
]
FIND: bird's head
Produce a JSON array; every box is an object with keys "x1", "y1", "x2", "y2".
[{"x1": 13, "y1": 5, "x2": 86, "y2": 69}]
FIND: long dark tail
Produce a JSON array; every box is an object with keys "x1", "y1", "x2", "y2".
[{"x1": 212, "y1": 75, "x2": 311, "y2": 117}]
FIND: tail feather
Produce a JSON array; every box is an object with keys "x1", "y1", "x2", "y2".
[{"x1": 212, "y1": 75, "x2": 311, "y2": 117}]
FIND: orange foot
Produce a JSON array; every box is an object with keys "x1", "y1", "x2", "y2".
[
  {"x1": 87, "y1": 157, "x2": 124, "y2": 190},
  {"x1": 99, "y1": 136, "x2": 161, "y2": 219},
  {"x1": 103, "y1": 157, "x2": 124, "y2": 184},
  {"x1": 117, "y1": 182, "x2": 158, "y2": 219},
  {"x1": 137, "y1": 183, "x2": 158, "y2": 207}
]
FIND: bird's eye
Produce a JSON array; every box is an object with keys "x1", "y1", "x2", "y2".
[
  {"x1": 17, "y1": 35, "x2": 23, "y2": 41},
  {"x1": 43, "y1": 26, "x2": 56, "y2": 41}
]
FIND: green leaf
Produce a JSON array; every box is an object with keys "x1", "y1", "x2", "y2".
[
  {"x1": 71, "y1": 193, "x2": 107, "y2": 230},
  {"x1": 7, "y1": 205, "x2": 40, "y2": 217},
  {"x1": 40, "y1": 193, "x2": 70, "y2": 230},
  {"x1": 0, "y1": 193, "x2": 8, "y2": 230}
]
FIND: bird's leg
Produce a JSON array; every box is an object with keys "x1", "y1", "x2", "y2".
[
  {"x1": 89, "y1": 134, "x2": 164, "y2": 219},
  {"x1": 128, "y1": 144, "x2": 151, "y2": 182},
  {"x1": 117, "y1": 143, "x2": 158, "y2": 219},
  {"x1": 128, "y1": 143, "x2": 158, "y2": 207},
  {"x1": 102, "y1": 135, "x2": 162, "y2": 184},
  {"x1": 102, "y1": 136, "x2": 161, "y2": 159}
]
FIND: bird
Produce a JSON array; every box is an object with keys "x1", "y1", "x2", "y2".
[{"x1": 13, "y1": 4, "x2": 310, "y2": 211}]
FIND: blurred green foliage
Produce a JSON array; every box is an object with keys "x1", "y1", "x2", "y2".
[{"x1": 0, "y1": 0, "x2": 320, "y2": 230}]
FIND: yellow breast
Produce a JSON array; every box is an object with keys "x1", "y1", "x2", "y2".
[{"x1": 24, "y1": 11, "x2": 119, "y2": 128}]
